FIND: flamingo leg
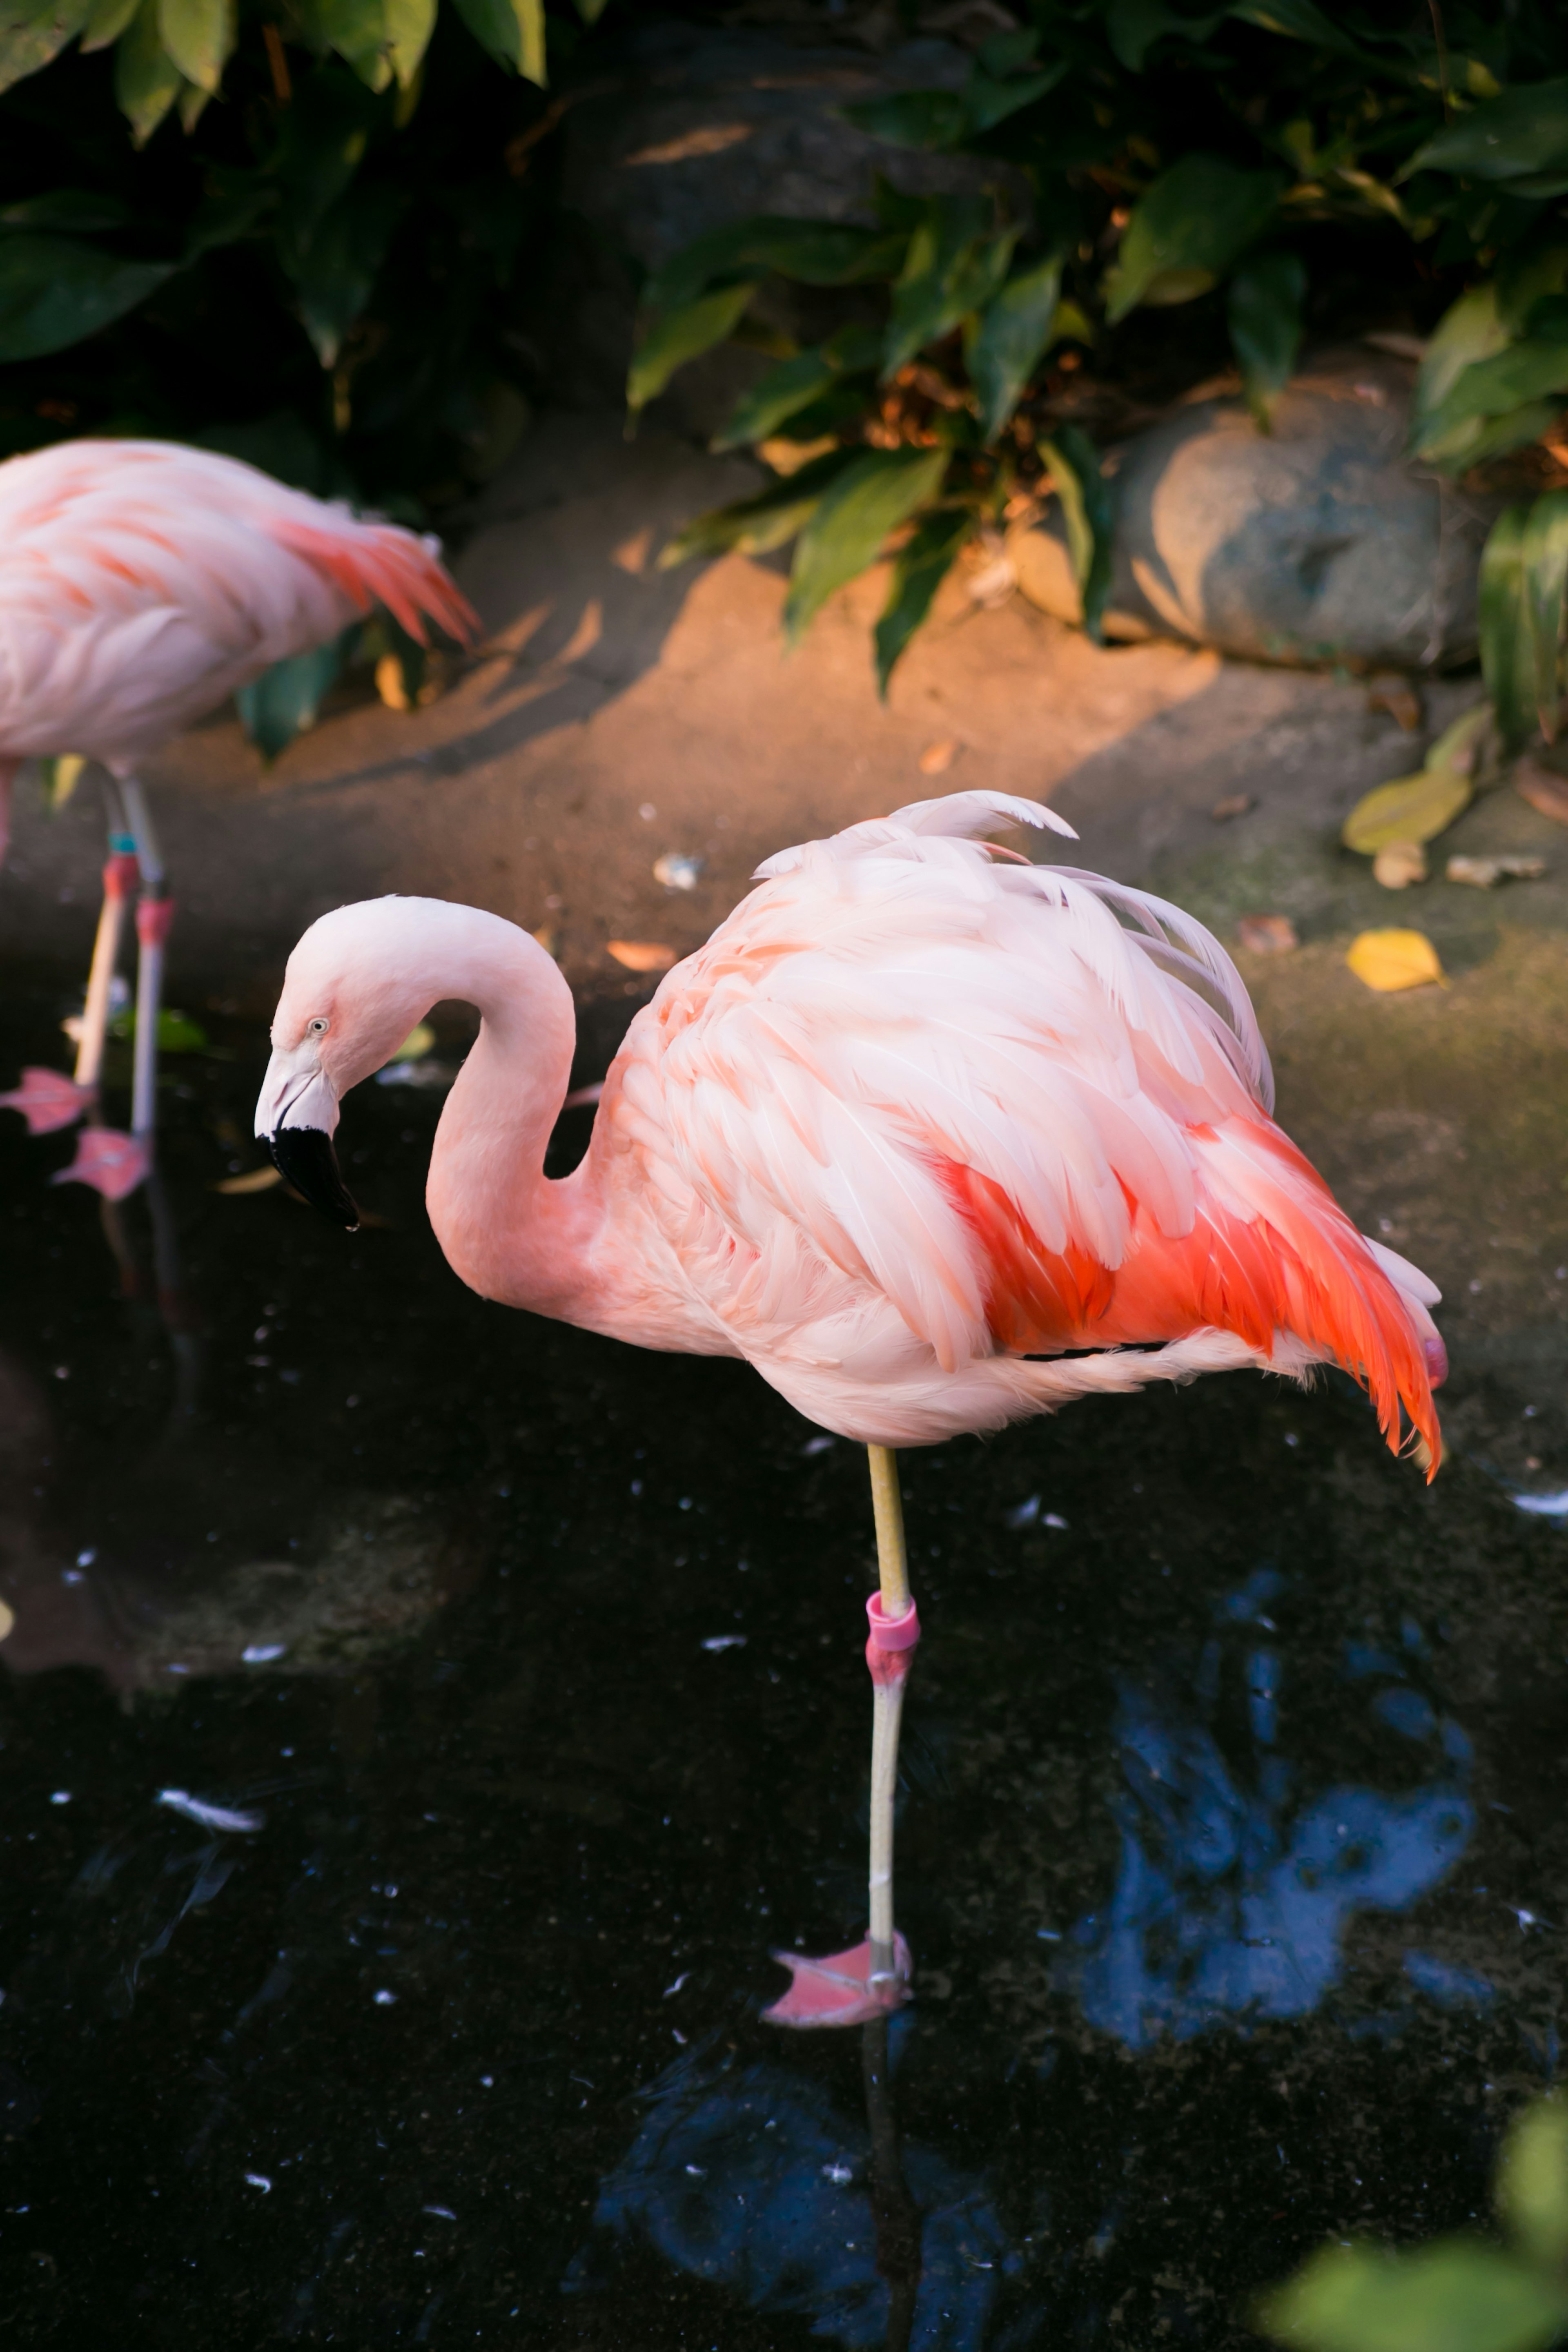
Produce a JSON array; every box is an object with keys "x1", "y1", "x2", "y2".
[
  {"x1": 75, "y1": 781, "x2": 138, "y2": 1095},
  {"x1": 762, "y1": 1443, "x2": 920, "y2": 2028},
  {"x1": 118, "y1": 775, "x2": 173, "y2": 1152}
]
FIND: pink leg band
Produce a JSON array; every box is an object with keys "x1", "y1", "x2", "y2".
[
  {"x1": 136, "y1": 896, "x2": 175, "y2": 948},
  {"x1": 866, "y1": 1594, "x2": 920, "y2": 1650}
]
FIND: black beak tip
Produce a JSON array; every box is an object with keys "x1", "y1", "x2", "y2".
[{"x1": 267, "y1": 1126, "x2": 361, "y2": 1231}]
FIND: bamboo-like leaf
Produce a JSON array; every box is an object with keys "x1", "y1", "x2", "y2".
[
  {"x1": 874, "y1": 508, "x2": 971, "y2": 694},
  {"x1": 1481, "y1": 505, "x2": 1533, "y2": 753},
  {"x1": 1520, "y1": 489, "x2": 1568, "y2": 742},
  {"x1": 1228, "y1": 0, "x2": 1365, "y2": 58},
  {"x1": 156, "y1": 0, "x2": 232, "y2": 93},
  {"x1": 310, "y1": 0, "x2": 391, "y2": 89},
  {"x1": 712, "y1": 323, "x2": 880, "y2": 453},
  {"x1": 1416, "y1": 335, "x2": 1568, "y2": 457},
  {"x1": 1410, "y1": 286, "x2": 1509, "y2": 451},
  {"x1": 285, "y1": 178, "x2": 405, "y2": 367},
  {"x1": 0, "y1": 0, "x2": 91, "y2": 94},
  {"x1": 962, "y1": 62, "x2": 1065, "y2": 134},
  {"x1": 1103, "y1": 154, "x2": 1282, "y2": 323},
  {"x1": 658, "y1": 448, "x2": 863, "y2": 568},
  {"x1": 113, "y1": 0, "x2": 181, "y2": 141},
  {"x1": 627, "y1": 281, "x2": 756, "y2": 417},
  {"x1": 1107, "y1": 0, "x2": 1226, "y2": 71},
  {"x1": 969, "y1": 254, "x2": 1061, "y2": 442},
  {"x1": 1227, "y1": 248, "x2": 1305, "y2": 428},
  {"x1": 784, "y1": 446, "x2": 948, "y2": 643},
  {"x1": 450, "y1": 0, "x2": 543, "y2": 81},
  {"x1": 1039, "y1": 426, "x2": 1113, "y2": 642},
  {"x1": 839, "y1": 88, "x2": 969, "y2": 152}
]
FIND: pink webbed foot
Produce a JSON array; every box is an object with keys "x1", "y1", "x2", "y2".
[
  {"x1": 762, "y1": 1933, "x2": 912, "y2": 2029},
  {"x1": 51, "y1": 1127, "x2": 147, "y2": 1201},
  {"x1": 0, "y1": 1068, "x2": 93, "y2": 1136}
]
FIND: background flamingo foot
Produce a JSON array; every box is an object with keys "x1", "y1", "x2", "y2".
[
  {"x1": 761, "y1": 1933, "x2": 912, "y2": 2029},
  {"x1": 0, "y1": 1067, "x2": 92, "y2": 1135},
  {"x1": 51, "y1": 1127, "x2": 147, "y2": 1201}
]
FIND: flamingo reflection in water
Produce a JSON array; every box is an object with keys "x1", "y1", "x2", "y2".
[{"x1": 254, "y1": 790, "x2": 1447, "y2": 2027}]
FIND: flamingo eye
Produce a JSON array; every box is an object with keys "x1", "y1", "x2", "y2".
[{"x1": 307, "y1": 1016, "x2": 330, "y2": 1037}]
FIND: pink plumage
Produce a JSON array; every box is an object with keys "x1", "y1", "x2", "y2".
[
  {"x1": 0, "y1": 437, "x2": 476, "y2": 857},
  {"x1": 258, "y1": 789, "x2": 1446, "y2": 1470}
]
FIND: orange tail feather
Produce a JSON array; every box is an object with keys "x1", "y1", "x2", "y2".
[{"x1": 269, "y1": 517, "x2": 479, "y2": 647}]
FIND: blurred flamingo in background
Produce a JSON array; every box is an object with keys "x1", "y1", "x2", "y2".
[
  {"x1": 0, "y1": 439, "x2": 476, "y2": 1199},
  {"x1": 253, "y1": 789, "x2": 1448, "y2": 2029}
]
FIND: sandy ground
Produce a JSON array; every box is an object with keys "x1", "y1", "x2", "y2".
[{"x1": 3, "y1": 405, "x2": 1567, "y2": 1470}]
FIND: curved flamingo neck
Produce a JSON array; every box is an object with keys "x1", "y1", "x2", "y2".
[{"x1": 421, "y1": 919, "x2": 600, "y2": 1317}]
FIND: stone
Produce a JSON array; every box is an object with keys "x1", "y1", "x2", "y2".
[{"x1": 1009, "y1": 353, "x2": 1495, "y2": 671}]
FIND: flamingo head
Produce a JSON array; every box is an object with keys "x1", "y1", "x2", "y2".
[{"x1": 255, "y1": 899, "x2": 445, "y2": 1230}]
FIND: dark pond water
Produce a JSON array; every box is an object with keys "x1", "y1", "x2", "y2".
[{"x1": 1, "y1": 973, "x2": 1565, "y2": 2350}]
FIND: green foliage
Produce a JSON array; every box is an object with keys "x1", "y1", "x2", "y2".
[
  {"x1": 783, "y1": 444, "x2": 947, "y2": 644},
  {"x1": 1482, "y1": 491, "x2": 1568, "y2": 748},
  {"x1": 1257, "y1": 2097, "x2": 1568, "y2": 2352},
  {"x1": 633, "y1": 0, "x2": 1568, "y2": 725}
]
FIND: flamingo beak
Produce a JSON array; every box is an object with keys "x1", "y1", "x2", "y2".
[{"x1": 255, "y1": 1049, "x2": 360, "y2": 1231}]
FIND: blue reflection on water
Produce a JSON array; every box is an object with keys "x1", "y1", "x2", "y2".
[
  {"x1": 567, "y1": 2041, "x2": 1016, "y2": 2349},
  {"x1": 1068, "y1": 1577, "x2": 1479, "y2": 2048}
]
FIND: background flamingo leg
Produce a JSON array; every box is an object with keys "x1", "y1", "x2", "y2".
[
  {"x1": 118, "y1": 775, "x2": 172, "y2": 1154},
  {"x1": 762, "y1": 1444, "x2": 920, "y2": 2028},
  {"x1": 74, "y1": 778, "x2": 137, "y2": 1097}
]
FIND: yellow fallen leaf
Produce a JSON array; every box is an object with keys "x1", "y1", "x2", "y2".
[
  {"x1": 608, "y1": 940, "x2": 677, "y2": 974},
  {"x1": 214, "y1": 1164, "x2": 284, "y2": 1195},
  {"x1": 1346, "y1": 928, "x2": 1446, "y2": 992},
  {"x1": 1343, "y1": 765, "x2": 1472, "y2": 855}
]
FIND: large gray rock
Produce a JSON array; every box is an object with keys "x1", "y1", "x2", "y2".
[{"x1": 1009, "y1": 354, "x2": 1495, "y2": 670}]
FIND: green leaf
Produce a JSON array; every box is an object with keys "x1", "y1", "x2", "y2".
[
  {"x1": 1227, "y1": 0, "x2": 1366, "y2": 57},
  {"x1": 963, "y1": 62, "x2": 1065, "y2": 135},
  {"x1": 1417, "y1": 334, "x2": 1568, "y2": 455},
  {"x1": 645, "y1": 218, "x2": 908, "y2": 315},
  {"x1": 305, "y1": 0, "x2": 392, "y2": 89},
  {"x1": 79, "y1": 0, "x2": 137, "y2": 50},
  {"x1": 156, "y1": 0, "x2": 232, "y2": 93},
  {"x1": 1107, "y1": 0, "x2": 1226, "y2": 71},
  {"x1": 1103, "y1": 154, "x2": 1283, "y2": 323},
  {"x1": 450, "y1": 0, "x2": 543, "y2": 82},
  {"x1": 236, "y1": 632, "x2": 354, "y2": 763},
  {"x1": 1227, "y1": 248, "x2": 1306, "y2": 427},
  {"x1": 883, "y1": 201, "x2": 1014, "y2": 377},
  {"x1": 1497, "y1": 244, "x2": 1568, "y2": 337},
  {"x1": 0, "y1": 234, "x2": 174, "y2": 360},
  {"x1": 1499, "y1": 2096, "x2": 1568, "y2": 2259},
  {"x1": 874, "y1": 506, "x2": 971, "y2": 693},
  {"x1": 1039, "y1": 425, "x2": 1113, "y2": 641},
  {"x1": 0, "y1": 189, "x2": 132, "y2": 232},
  {"x1": 0, "y1": 0, "x2": 91, "y2": 97},
  {"x1": 1410, "y1": 285, "x2": 1510, "y2": 450},
  {"x1": 183, "y1": 165, "x2": 274, "y2": 261},
  {"x1": 113, "y1": 0, "x2": 182, "y2": 142},
  {"x1": 1258, "y1": 2238, "x2": 1568, "y2": 2352},
  {"x1": 658, "y1": 448, "x2": 864, "y2": 568},
  {"x1": 575, "y1": 0, "x2": 608, "y2": 17},
  {"x1": 285, "y1": 178, "x2": 405, "y2": 367},
  {"x1": 382, "y1": 0, "x2": 432, "y2": 87},
  {"x1": 1481, "y1": 504, "x2": 1533, "y2": 753},
  {"x1": 627, "y1": 280, "x2": 757, "y2": 417},
  {"x1": 969, "y1": 254, "x2": 1061, "y2": 441},
  {"x1": 784, "y1": 445, "x2": 948, "y2": 644},
  {"x1": 1410, "y1": 79, "x2": 1568, "y2": 184},
  {"x1": 711, "y1": 328, "x2": 883, "y2": 455},
  {"x1": 275, "y1": 68, "x2": 381, "y2": 258},
  {"x1": 840, "y1": 88, "x2": 969, "y2": 152}
]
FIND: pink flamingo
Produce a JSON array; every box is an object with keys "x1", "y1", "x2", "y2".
[
  {"x1": 0, "y1": 438, "x2": 476, "y2": 1199},
  {"x1": 254, "y1": 790, "x2": 1446, "y2": 2027}
]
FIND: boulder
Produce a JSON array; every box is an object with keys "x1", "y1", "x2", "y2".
[{"x1": 1009, "y1": 354, "x2": 1495, "y2": 670}]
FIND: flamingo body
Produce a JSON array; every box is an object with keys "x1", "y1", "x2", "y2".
[
  {"x1": 0, "y1": 438, "x2": 475, "y2": 863},
  {"x1": 258, "y1": 791, "x2": 1444, "y2": 1468}
]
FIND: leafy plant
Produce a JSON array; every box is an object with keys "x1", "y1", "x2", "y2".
[
  {"x1": 1257, "y1": 2096, "x2": 1568, "y2": 2352},
  {"x1": 634, "y1": 2, "x2": 1568, "y2": 718},
  {"x1": 0, "y1": 0, "x2": 608, "y2": 754}
]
